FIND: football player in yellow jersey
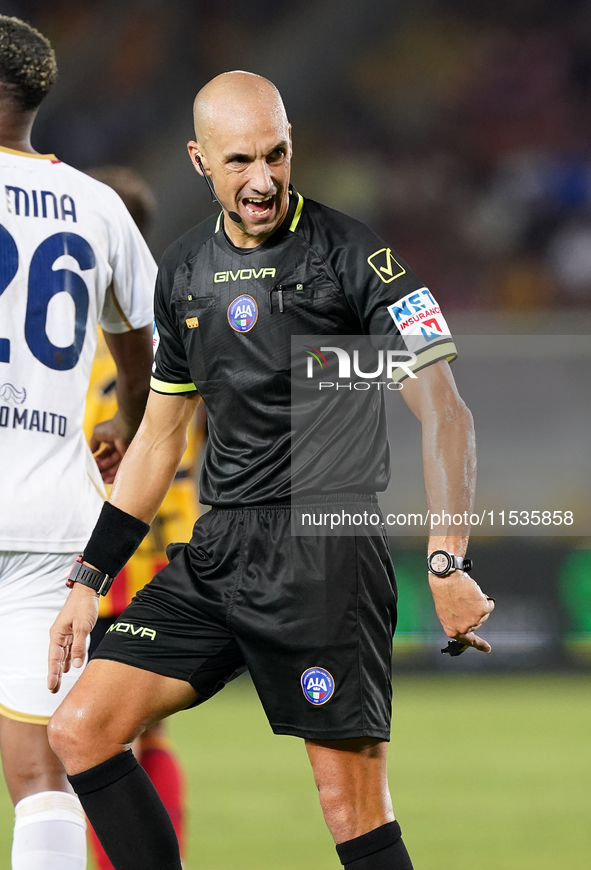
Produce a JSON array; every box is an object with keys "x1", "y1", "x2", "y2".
[{"x1": 83, "y1": 166, "x2": 205, "y2": 869}]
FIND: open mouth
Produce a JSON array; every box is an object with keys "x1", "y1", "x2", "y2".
[{"x1": 242, "y1": 195, "x2": 274, "y2": 219}]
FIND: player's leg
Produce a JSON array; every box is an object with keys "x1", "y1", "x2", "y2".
[
  {"x1": 0, "y1": 718, "x2": 68, "y2": 803},
  {"x1": 0, "y1": 717, "x2": 86, "y2": 870},
  {"x1": 48, "y1": 658, "x2": 197, "y2": 870},
  {"x1": 306, "y1": 737, "x2": 413, "y2": 869},
  {"x1": 0, "y1": 552, "x2": 88, "y2": 870}
]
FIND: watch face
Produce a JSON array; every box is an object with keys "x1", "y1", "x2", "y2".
[{"x1": 430, "y1": 552, "x2": 451, "y2": 574}]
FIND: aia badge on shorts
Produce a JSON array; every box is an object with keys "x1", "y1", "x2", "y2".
[
  {"x1": 301, "y1": 667, "x2": 335, "y2": 706},
  {"x1": 228, "y1": 294, "x2": 258, "y2": 333}
]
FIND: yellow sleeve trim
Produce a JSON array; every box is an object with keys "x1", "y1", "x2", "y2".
[
  {"x1": 0, "y1": 145, "x2": 58, "y2": 161},
  {"x1": 288, "y1": 193, "x2": 304, "y2": 232},
  {"x1": 392, "y1": 339, "x2": 457, "y2": 382},
  {"x1": 150, "y1": 376, "x2": 196, "y2": 394},
  {"x1": 0, "y1": 701, "x2": 50, "y2": 725}
]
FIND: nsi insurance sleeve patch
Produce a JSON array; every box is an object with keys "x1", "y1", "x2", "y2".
[{"x1": 387, "y1": 287, "x2": 451, "y2": 341}]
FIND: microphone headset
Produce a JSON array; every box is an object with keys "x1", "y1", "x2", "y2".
[{"x1": 196, "y1": 156, "x2": 242, "y2": 224}]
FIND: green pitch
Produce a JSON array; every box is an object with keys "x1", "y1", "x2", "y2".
[{"x1": 0, "y1": 674, "x2": 589, "y2": 869}]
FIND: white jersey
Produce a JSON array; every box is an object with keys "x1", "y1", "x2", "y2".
[{"x1": 0, "y1": 146, "x2": 155, "y2": 552}]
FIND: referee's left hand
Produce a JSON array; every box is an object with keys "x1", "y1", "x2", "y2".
[
  {"x1": 429, "y1": 571, "x2": 495, "y2": 653},
  {"x1": 48, "y1": 581, "x2": 99, "y2": 693}
]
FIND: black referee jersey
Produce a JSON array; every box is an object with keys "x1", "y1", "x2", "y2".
[{"x1": 151, "y1": 186, "x2": 457, "y2": 507}]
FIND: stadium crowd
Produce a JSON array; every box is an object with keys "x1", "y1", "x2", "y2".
[{"x1": 4, "y1": 0, "x2": 591, "y2": 310}]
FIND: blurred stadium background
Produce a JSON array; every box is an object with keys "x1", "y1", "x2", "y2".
[{"x1": 1, "y1": 0, "x2": 590, "y2": 867}]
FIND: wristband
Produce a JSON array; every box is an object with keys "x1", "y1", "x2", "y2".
[{"x1": 82, "y1": 502, "x2": 150, "y2": 579}]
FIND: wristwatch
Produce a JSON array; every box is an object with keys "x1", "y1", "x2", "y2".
[
  {"x1": 427, "y1": 550, "x2": 473, "y2": 577},
  {"x1": 66, "y1": 556, "x2": 113, "y2": 596}
]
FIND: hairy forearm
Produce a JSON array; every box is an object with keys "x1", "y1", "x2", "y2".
[{"x1": 422, "y1": 402, "x2": 476, "y2": 558}]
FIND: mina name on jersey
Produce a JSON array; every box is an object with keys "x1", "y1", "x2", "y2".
[{"x1": 0, "y1": 146, "x2": 155, "y2": 552}]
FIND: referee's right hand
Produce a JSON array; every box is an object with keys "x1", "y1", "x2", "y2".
[{"x1": 47, "y1": 581, "x2": 99, "y2": 693}]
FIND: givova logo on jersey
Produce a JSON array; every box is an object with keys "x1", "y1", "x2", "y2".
[
  {"x1": 301, "y1": 667, "x2": 335, "y2": 705},
  {"x1": 387, "y1": 288, "x2": 450, "y2": 342},
  {"x1": 228, "y1": 294, "x2": 258, "y2": 333}
]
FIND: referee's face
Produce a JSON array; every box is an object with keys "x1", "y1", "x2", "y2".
[{"x1": 190, "y1": 107, "x2": 292, "y2": 246}]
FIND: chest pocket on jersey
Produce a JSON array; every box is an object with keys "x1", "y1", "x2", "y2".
[
  {"x1": 173, "y1": 297, "x2": 218, "y2": 382},
  {"x1": 267, "y1": 278, "x2": 344, "y2": 371}
]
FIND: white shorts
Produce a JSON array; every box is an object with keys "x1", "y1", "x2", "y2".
[{"x1": 0, "y1": 551, "x2": 86, "y2": 724}]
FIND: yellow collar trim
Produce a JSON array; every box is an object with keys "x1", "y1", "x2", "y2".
[
  {"x1": 0, "y1": 145, "x2": 58, "y2": 160},
  {"x1": 288, "y1": 192, "x2": 304, "y2": 232}
]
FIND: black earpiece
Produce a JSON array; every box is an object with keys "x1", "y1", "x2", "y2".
[{"x1": 196, "y1": 156, "x2": 242, "y2": 223}]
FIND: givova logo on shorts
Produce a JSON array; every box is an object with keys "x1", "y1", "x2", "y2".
[
  {"x1": 106, "y1": 622, "x2": 157, "y2": 640},
  {"x1": 301, "y1": 667, "x2": 335, "y2": 705}
]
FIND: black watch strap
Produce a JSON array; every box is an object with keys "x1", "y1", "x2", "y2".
[
  {"x1": 428, "y1": 550, "x2": 473, "y2": 577},
  {"x1": 66, "y1": 556, "x2": 113, "y2": 596}
]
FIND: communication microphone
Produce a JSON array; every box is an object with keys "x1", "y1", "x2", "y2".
[{"x1": 197, "y1": 157, "x2": 242, "y2": 224}]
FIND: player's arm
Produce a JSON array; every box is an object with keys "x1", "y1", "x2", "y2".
[
  {"x1": 90, "y1": 326, "x2": 154, "y2": 483},
  {"x1": 90, "y1": 325, "x2": 153, "y2": 483},
  {"x1": 48, "y1": 390, "x2": 199, "y2": 693},
  {"x1": 401, "y1": 359, "x2": 494, "y2": 653}
]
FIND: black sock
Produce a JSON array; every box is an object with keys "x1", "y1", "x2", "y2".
[
  {"x1": 336, "y1": 821, "x2": 414, "y2": 869},
  {"x1": 68, "y1": 749, "x2": 182, "y2": 870}
]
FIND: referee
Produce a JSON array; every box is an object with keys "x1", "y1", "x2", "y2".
[{"x1": 48, "y1": 72, "x2": 494, "y2": 870}]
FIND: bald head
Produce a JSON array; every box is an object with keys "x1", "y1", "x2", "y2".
[
  {"x1": 188, "y1": 71, "x2": 292, "y2": 247},
  {"x1": 193, "y1": 71, "x2": 288, "y2": 145}
]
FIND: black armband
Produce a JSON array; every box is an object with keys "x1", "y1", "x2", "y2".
[{"x1": 82, "y1": 502, "x2": 150, "y2": 579}]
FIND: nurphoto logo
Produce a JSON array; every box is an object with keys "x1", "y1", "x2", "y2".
[{"x1": 303, "y1": 345, "x2": 417, "y2": 389}]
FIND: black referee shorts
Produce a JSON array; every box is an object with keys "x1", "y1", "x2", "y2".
[{"x1": 93, "y1": 496, "x2": 397, "y2": 742}]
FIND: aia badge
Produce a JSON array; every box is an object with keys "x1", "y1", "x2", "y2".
[
  {"x1": 301, "y1": 667, "x2": 335, "y2": 706},
  {"x1": 228, "y1": 294, "x2": 258, "y2": 333}
]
